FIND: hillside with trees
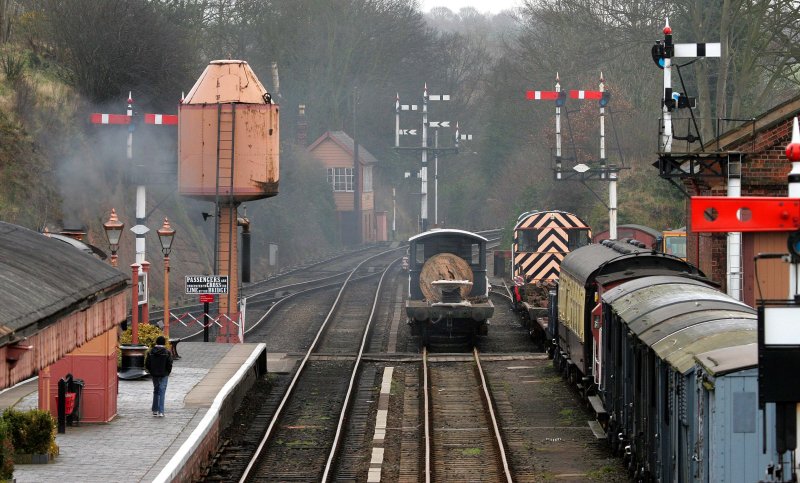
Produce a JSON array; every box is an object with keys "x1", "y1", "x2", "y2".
[{"x1": 0, "y1": 0, "x2": 798, "y2": 304}]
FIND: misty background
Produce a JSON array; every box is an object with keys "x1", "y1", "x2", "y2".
[{"x1": 0, "y1": 0, "x2": 798, "y2": 307}]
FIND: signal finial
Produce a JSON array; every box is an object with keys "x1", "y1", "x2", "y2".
[{"x1": 663, "y1": 18, "x2": 672, "y2": 35}]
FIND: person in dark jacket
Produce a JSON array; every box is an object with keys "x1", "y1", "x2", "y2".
[{"x1": 145, "y1": 336, "x2": 173, "y2": 417}]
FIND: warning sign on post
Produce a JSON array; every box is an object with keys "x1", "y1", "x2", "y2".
[{"x1": 185, "y1": 275, "x2": 229, "y2": 295}]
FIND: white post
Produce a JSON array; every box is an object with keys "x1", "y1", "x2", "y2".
[
  {"x1": 662, "y1": 19, "x2": 673, "y2": 153},
  {"x1": 392, "y1": 187, "x2": 396, "y2": 240},
  {"x1": 434, "y1": 129, "x2": 439, "y2": 226},
  {"x1": 395, "y1": 93, "x2": 400, "y2": 148},
  {"x1": 128, "y1": 93, "x2": 149, "y2": 268},
  {"x1": 555, "y1": 73, "x2": 562, "y2": 179},
  {"x1": 600, "y1": 74, "x2": 616, "y2": 239},
  {"x1": 609, "y1": 172, "x2": 618, "y2": 240},
  {"x1": 727, "y1": 167, "x2": 742, "y2": 300},
  {"x1": 421, "y1": 83, "x2": 428, "y2": 232}
]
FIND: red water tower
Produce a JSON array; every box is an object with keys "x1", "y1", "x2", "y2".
[{"x1": 179, "y1": 60, "x2": 279, "y2": 342}]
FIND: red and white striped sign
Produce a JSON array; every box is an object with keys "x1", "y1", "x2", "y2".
[
  {"x1": 144, "y1": 113, "x2": 178, "y2": 125},
  {"x1": 569, "y1": 90, "x2": 603, "y2": 100},
  {"x1": 90, "y1": 113, "x2": 131, "y2": 125},
  {"x1": 525, "y1": 90, "x2": 559, "y2": 101}
]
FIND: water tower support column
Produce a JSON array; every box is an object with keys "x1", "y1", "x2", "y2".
[{"x1": 216, "y1": 202, "x2": 240, "y2": 343}]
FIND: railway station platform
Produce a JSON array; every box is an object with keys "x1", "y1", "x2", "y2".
[{"x1": 0, "y1": 341, "x2": 289, "y2": 482}]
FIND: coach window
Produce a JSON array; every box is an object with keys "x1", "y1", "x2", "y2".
[
  {"x1": 519, "y1": 229, "x2": 539, "y2": 251},
  {"x1": 568, "y1": 229, "x2": 591, "y2": 250}
]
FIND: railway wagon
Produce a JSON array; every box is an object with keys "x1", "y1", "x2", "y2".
[
  {"x1": 593, "y1": 223, "x2": 688, "y2": 260},
  {"x1": 592, "y1": 223, "x2": 662, "y2": 249},
  {"x1": 511, "y1": 210, "x2": 591, "y2": 343},
  {"x1": 597, "y1": 276, "x2": 780, "y2": 481},
  {"x1": 555, "y1": 239, "x2": 701, "y2": 387},
  {"x1": 405, "y1": 229, "x2": 493, "y2": 346}
]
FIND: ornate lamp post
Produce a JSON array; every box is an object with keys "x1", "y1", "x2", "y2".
[
  {"x1": 157, "y1": 218, "x2": 176, "y2": 340},
  {"x1": 103, "y1": 209, "x2": 125, "y2": 267}
]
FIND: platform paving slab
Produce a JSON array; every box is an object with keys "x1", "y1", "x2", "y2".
[{"x1": 8, "y1": 342, "x2": 267, "y2": 483}]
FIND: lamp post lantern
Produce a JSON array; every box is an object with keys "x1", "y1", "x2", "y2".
[
  {"x1": 157, "y1": 217, "x2": 176, "y2": 341},
  {"x1": 103, "y1": 208, "x2": 125, "y2": 267}
]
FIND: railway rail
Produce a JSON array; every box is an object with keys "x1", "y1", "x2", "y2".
[
  {"x1": 236, "y1": 251, "x2": 399, "y2": 481},
  {"x1": 422, "y1": 348, "x2": 513, "y2": 482}
]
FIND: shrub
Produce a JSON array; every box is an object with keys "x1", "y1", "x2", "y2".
[
  {"x1": 2, "y1": 408, "x2": 57, "y2": 456},
  {"x1": 0, "y1": 52, "x2": 25, "y2": 84},
  {"x1": 118, "y1": 324, "x2": 166, "y2": 367},
  {"x1": 119, "y1": 323, "x2": 165, "y2": 348},
  {"x1": 0, "y1": 419, "x2": 14, "y2": 478}
]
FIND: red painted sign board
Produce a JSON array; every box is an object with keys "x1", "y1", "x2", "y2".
[
  {"x1": 691, "y1": 196, "x2": 800, "y2": 232},
  {"x1": 199, "y1": 294, "x2": 215, "y2": 303}
]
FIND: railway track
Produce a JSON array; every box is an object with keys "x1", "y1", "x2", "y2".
[
  {"x1": 166, "y1": 245, "x2": 405, "y2": 341},
  {"x1": 201, "y1": 234, "x2": 627, "y2": 481},
  {"x1": 234, "y1": 252, "x2": 398, "y2": 481},
  {"x1": 423, "y1": 348, "x2": 513, "y2": 482}
]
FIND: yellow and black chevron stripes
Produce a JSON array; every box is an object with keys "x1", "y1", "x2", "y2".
[
  {"x1": 512, "y1": 210, "x2": 591, "y2": 284},
  {"x1": 514, "y1": 252, "x2": 565, "y2": 282},
  {"x1": 516, "y1": 211, "x2": 587, "y2": 230}
]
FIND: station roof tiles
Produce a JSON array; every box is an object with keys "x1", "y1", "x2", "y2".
[{"x1": 0, "y1": 222, "x2": 128, "y2": 347}]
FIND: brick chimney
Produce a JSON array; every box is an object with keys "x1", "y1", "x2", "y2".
[{"x1": 296, "y1": 104, "x2": 308, "y2": 147}]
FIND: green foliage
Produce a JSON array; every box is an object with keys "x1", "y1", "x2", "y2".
[
  {"x1": 2, "y1": 408, "x2": 58, "y2": 456},
  {"x1": 0, "y1": 52, "x2": 25, "y2": 84},
  {"x1": 246, "y1": 144, "x2": 339, "y2": 270},
  {"x1": 119, "y1": 324, "x2": 165, "y2": 348},
  {"x1": 0, "y1": 418, "x2": 14, "y2": 478}
]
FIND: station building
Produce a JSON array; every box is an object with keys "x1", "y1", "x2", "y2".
[
  {"x1": 308, "y1": 130, "x2": 379, "y2": 245},
  {"x1": 0, "y1": 222, "x2": 128, "y2": 421}
]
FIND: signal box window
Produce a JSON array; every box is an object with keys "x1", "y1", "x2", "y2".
[
  {"x1": 568, "y1": 229, "x2": 591, "y2": 250},
  {"x1": 327, "y1": 167, "x2": 353, "y2": 192},
  {"x1": 519, "y1": 229, "x2": 540, "y2": 251}
]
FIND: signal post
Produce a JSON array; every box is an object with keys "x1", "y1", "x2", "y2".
[
  {"x1": 526, "y1": 74, "x2": 619, "y2": 238},
  {"x1": 394, "y1": 84, "x2": 465, "y2": 231},
  {"x1": 91, "y1": 93, "x2": 178, "y2": 334}
]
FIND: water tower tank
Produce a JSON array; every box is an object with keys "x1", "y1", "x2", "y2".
[{"x1": 178, "y1": 60, "x2": 279, "y2": 201}]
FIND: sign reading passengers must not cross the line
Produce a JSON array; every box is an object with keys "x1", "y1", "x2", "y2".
[{"x1": 185, "y1": 275, "x2": 229, "y2": 295}]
